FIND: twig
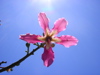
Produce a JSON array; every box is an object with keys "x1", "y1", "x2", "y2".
[
  {"x1": 0, "y1": 61, "x2": 7, "y2": 65},
  {"x1": 0, "y1": 46, "x2": 42, "y2": 73}
]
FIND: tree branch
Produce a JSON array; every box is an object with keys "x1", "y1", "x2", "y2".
[
  {"x1": 0, "y1": 61, "x2": 7, "y2": 65},
  {"x1": 0, "y1": 45, "x2": 42, "y2": 73}
]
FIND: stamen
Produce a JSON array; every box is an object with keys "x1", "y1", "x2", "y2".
[
  {"x1": 49, "y1": 30, "x2": 57, "y2": 37},
  {"x1": 52, "y1": 37, "x2": 61, "y2": 42},
  {"x1": 38, "y1": 37, "x2": 45, "y2": 41},
  {"x1": 45, "y1": 28, "x2": 50, "y2": 36}
]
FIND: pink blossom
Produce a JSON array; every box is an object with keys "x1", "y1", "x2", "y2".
[{"x1": 20, "y1": 12, "x2": 78, "y2": 67}]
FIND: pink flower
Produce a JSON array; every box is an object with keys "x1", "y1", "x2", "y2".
[{"x1": 20, "y1": 12, "x2": 78, "y2": 67}]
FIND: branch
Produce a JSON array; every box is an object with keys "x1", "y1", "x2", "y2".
[
  {"x1": 0, "y1": 61, "x2": 7, "y2": 65},
  {"x1": 0, "y1": 45, "x2": 42, "y2": 73}
]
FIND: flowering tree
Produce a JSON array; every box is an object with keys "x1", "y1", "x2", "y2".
[{"x1": 0, "y1": 12, "x2": 78, "y2": 72}]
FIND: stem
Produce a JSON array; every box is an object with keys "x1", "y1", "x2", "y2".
[
  {"x1": 0, "y1": 46, "x2": 41, "y2": 73},
  {"x1": 27, "y1": 47, "x2": 29, "y2": 54}
]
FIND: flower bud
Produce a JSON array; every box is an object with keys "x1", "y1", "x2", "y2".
[
  {"x1": 26, "y1": 43, "x2": 30, "y2": 48},
  {"x1": 51, "y1": 43, "x2": 55, "y2": 47}
]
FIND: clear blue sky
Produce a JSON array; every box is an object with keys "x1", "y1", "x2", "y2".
[{"x1": 0, "y1": 0, "x2": 100, "y2": 75}]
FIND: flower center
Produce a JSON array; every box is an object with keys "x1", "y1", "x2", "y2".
[{"x1": 45, "y1": 36, "x2": 52, "y2": 42}]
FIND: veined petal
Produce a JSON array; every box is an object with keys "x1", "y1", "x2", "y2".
[
  {"x1": 42, "y1": 47, "x2": 54, "y2": 67},
  {"x1": 38, "y1": 12, "x2": 50, "y2": 33},
  {"x1": 56, "y1": 35, "x2": 78, "y2": 47},
  {"x1": 20, "y1": 33, "x2": 43, "y2": 43},
  {"x1": 52, "y1": 18, "x2": 68, "y2": 35}
]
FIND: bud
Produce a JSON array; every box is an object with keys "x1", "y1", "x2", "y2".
[
  {"x1": 26, "y1": 43, "x2": 30, "y2": 48},
  {"x1": 42, "y1": 33, "x2": 45, "y2": 36},
  {"x1": 51, "y1": 43, "x2": 55, "y2": 47}
]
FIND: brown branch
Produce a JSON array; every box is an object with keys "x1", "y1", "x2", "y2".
[{"x1": 0, "y1": 45, "x2": 42, "y2": 73}]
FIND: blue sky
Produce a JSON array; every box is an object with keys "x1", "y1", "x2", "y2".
[{"x1": 0, "y1": 0, "x2": 100, "y2": 75}]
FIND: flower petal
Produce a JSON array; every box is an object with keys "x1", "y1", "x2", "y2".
[
  {"x1": 56, "y1": 35, "x2": 78, "y2": 47},
  {"x1": 42, "y1": 46, "x2": 54, "y2": 67},
  {"x1": 20, "y1": 33, "x2": 43, "y2": 43},
  {"x1": 52, "y1": 18, "x2": 68, "y2": 35},
  {"x1": 38, "y1": 12, "x2": 50, "y2": 33}
]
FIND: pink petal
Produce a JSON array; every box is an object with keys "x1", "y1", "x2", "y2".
[
  {"x1": 19, "y1": 33, "x2": 43, "y2": 43},
  {"x1": 52, "y1": 18, "x2": 68, "y2": 35},
  {"x1": 38, "y1": 12, "x2": 50, "y2": 33},
  {"x1": 42, "y1": 46, "x2": 54, "y2": 67},
  {"x1": 56, "y1": 35, "x2": 78, "y2": 47}
]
